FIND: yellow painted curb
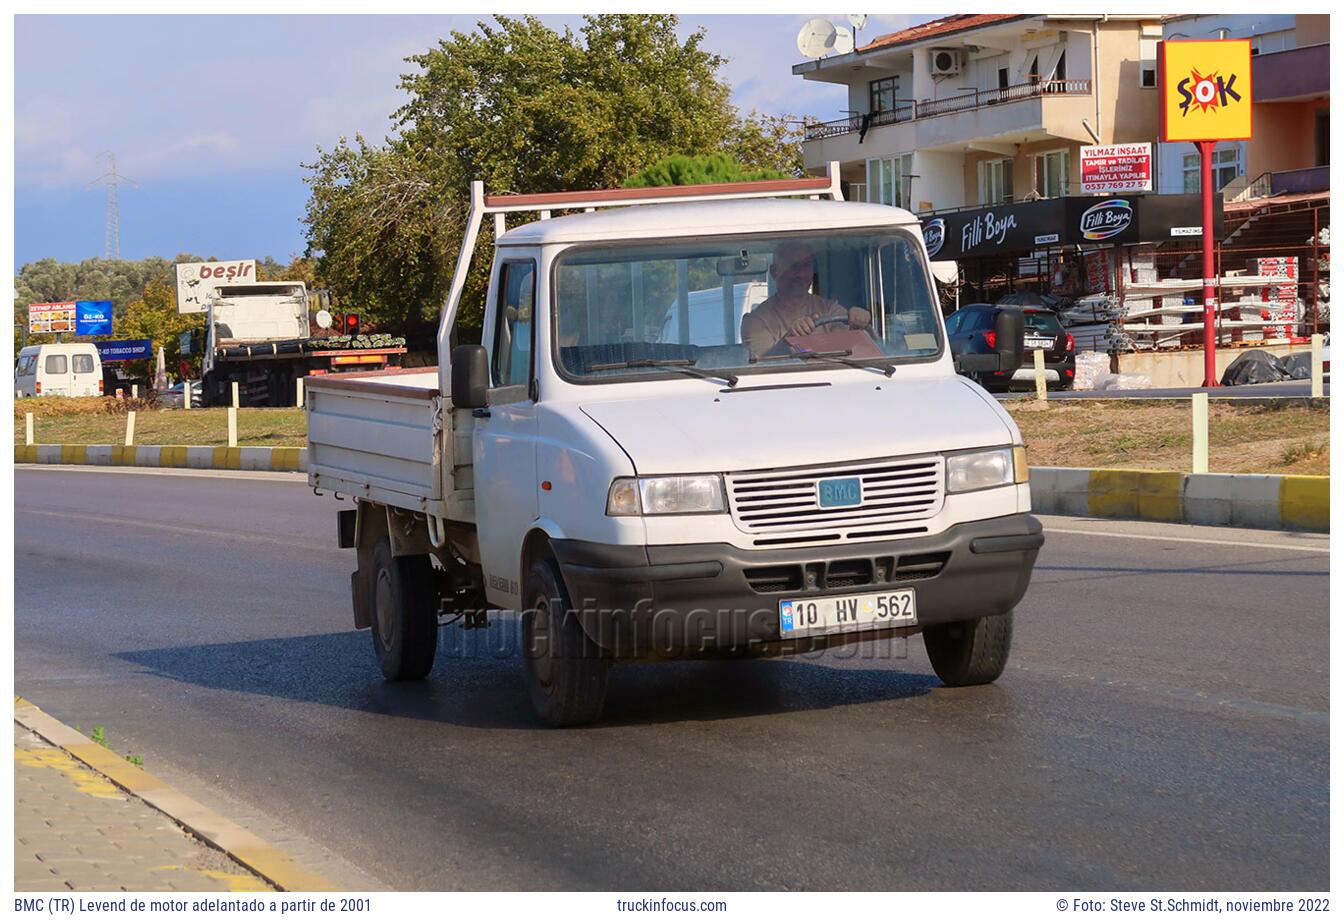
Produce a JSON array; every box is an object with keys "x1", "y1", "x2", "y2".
[
  {"x1": 1280, "y1": 476, "x2": 1329, "y2": 531},
  {"x1": 60, "y1": 444, "x2": 87, "y2": 465},
  {"x1": 211, "y1": 446, "x2": 242, "y2": 470},
  {"x1": 271, "y1": 447, "x2": 302, "y2": 471},
  {"x1": 161, "y1": 445, "x2": 189, "y2": 468},
  {"x1": 15, "y1": 445, "x2": 37, "y2": 464},
  {"x1": 1086, "y1": 469, "x2": 1184, "y2": 522},
  {"x1": 14, "y1": 698, "x2": 340, "y2": 892}
]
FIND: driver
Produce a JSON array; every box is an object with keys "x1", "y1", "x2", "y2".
[{"x1": 741, "y1": 241, "x2": 871, "y2": 358}]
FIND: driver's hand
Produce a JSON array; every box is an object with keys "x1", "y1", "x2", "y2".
[
  {"x1": 848, "y1": 307, "x2": 872, "y2": 329},
  {"x1": 788, "y1": 314, "x2": 819, "y2": 336}
]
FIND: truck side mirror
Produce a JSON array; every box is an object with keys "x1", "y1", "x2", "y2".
[
  {"x1": 995, "y1": 308, "x2": 1025, "y2": 374},
  {"x1": 450, "y1": 344, "x2": 490, "y2": 410}
]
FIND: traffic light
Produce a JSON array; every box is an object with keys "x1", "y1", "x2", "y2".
[{"x1": 343, "y1": 313, "x2": 360, "y2": 334}]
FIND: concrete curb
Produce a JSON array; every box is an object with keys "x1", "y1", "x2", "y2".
[
  {"x1": 1030, "y1": 466, "x2": 1329, "y2": 533},
  {"x1": 14, "y1": 696, "x2": 340, "y2": 892},
  {"x1": 15, "y1": 445, "x2": 1328, "y2": 533},
  {"x1": 15, "y1": 444, "x2": 306, "y2": 472}
]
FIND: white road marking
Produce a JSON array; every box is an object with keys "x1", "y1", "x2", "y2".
[{"x1": 1045, "y1": 525, "x2": 1330, "y2": 554}]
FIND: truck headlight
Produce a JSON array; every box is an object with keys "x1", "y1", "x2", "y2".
[
  {"x1": 946, "y1": 447, "x2": 1015, "y2": 493},
  {"x1": 606, "y1": 476, "x2": 726, "y2": 516}
]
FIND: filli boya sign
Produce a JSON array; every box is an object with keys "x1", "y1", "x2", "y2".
[{"x1": 1159, "y1": 39, "x2": 1253, "y2": 142}]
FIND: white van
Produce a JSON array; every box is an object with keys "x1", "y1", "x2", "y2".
[{"x1": 15, "y1": 344, "x2": 104, "y2": 398}]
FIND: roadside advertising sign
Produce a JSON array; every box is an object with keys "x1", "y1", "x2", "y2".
[
  {"x1": 1159, "y1": 38, "x2": 1252, "y2": 385},
  {"x1": 1080, "y1": 144, "x2": 1153, "y2": 193},
  {"x1": 94, "y1": 339, "x2": 154, "y2": 362},
  {"x1": 28, "y1": 302, "x2": 76, "y2": 334},
  {"x1": 1159, "y1": 39, "x2": 1253, "y2": 142},
  {"x1": 75, "y1": 300, "x2": 114, "y2": 336},
  {"x1": 175, "y1": 259, "x2": 257, "y2": 314}
]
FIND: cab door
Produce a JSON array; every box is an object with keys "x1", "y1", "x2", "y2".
[{"x1": 473, "y1": 256, "x2": 540, "y2": 609}]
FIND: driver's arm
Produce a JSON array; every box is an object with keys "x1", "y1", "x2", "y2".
[{"x1": 742, "y1": 308, "x2": 787, "y2": 359}]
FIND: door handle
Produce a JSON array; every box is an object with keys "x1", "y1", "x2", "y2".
[{"x1": 472, "y1": 407, "x2": 492, "y2": 418}]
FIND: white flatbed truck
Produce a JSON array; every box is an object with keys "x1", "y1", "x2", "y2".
[{"x1": 306, "y1": 164, "x2": 1042, "y2": 726}]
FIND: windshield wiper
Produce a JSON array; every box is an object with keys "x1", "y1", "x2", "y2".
[
  {"x1": 585, "y1": 357, "x2": 739, "y2": 388},
  {"x1": 750, "y1": 348, "x2": 898, "y2": 377}
]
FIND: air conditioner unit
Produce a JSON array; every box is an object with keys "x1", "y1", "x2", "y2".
[{"x1": 929, "y1": 48, "x2": 962, "y2": 76}]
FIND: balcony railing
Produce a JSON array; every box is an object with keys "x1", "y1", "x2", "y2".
[
  {"x1": 1226, "y1": 167, "x2": 1330, "y2": 203},
  {"x1": 803, "y1": 78, "x2": 1093, "y2": 141}
]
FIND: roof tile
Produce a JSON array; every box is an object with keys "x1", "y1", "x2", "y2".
[{"x1": 859, "y1": 14, "x2": 1027, "y2": 53}]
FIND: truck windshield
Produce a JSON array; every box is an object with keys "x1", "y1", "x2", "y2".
[{"x1": 553, "y1": 229, "x2": 942, "y2": 381}]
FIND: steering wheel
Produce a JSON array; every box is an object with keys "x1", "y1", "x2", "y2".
[{"x1": 812, "y1": 314, "x2": 850, "y2": 329}]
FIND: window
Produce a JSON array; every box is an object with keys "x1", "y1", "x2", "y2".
[
  {"x1": 1139, "y1": 37, "x2": 1157, "y2": 87},
  {"x1": 491, "y1": 261, "x2": 536, "y2": 388},
  {"x1": 44, "y1": 354, "x2": 67, "y2": 375},
  {"x1": 998, "y1": 68, "x2": 1009, "y2": 89},
  {"x1": 1034, "y1": 150, "x2": 1069, "y2": 198},
  {"x1": 16, "y1": 355, "x2": 37, "y2": 377},
  {"x1": 870, "y1": 76, "x2": 900, "y2": 114},
  {"x1": 866, "y1": 154, "x2": 913, "y2": 208},
  {"x1": 979, "y1": 158, "x2": 1014, "y2": 205},
  {"x1": 72, "y1": 354, "x2": 95, "y2": 374},
  {"x1": 1182, "y1": 147, "x2": 1241, "y2": 193}
]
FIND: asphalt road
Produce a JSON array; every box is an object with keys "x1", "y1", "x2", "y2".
[{"x1": 14, "y1": 467, "x2": 1330, "y2": 891}]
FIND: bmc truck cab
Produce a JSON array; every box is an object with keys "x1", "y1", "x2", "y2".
[{"x1": 306, "y1": 166, "x2": 1041, "y2": 726}]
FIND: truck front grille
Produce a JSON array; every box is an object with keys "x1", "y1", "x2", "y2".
[{"x1": 725, "y1": 455, "x2": 944, "y2": 537}]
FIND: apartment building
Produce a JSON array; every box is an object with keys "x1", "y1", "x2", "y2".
[{"x1": 795, "y1": 13, "x2": 1163, "y2": 213}]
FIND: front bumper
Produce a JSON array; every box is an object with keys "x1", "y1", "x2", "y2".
[{"x1": 552, "y1": 513, "x2": 1043, "y2": 658}]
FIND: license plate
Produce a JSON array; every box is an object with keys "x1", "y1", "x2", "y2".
[
  {"x1": 818, "y1": 476, "x2": 861, "y2": 508},
  {"x1": 780, "y1": 588, "x2": 917, "y2": 637},
  {"x1": 1025, "y1": 336, "x2": 1055, "y2": 349}
]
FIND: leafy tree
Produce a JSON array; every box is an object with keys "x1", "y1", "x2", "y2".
[
  {"x1": 114, "y1": 275, "x2": 203, "y2": 378},
  {"x1": 623, "y1": 152, "x2": 791, "y2": 188},
  {"x1": 303, "y1": 14, "x2": 803, "y2": 337}
]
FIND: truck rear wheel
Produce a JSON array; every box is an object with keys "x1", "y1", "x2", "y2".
[
  {"x1": 922, "y1": 612, "x2": 1012, "y2": 687},
  {"x1": 522, "y1": 557, "x2": 609, "y2": 727},
  {"x1": 369, "y1": 537, "x2": 439, "y2": 680}
]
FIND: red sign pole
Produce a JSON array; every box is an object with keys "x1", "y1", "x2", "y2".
[{"x1": 1199, "y1": 139, "x2": 1218, "y2": 387}]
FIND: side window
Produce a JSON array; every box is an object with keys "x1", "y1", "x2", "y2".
[
  {"x1": 945, "y1": 312, "x2": 964, "y2": 335},
  {"x1": 16, "y1": 355, "x2": 36, "y2": 376},
  {"x1": 45, "y1": 354, "x2": 68, "y2": 375},
  {"x1": 492, "y1": 261, "x2": 536, "y2": 388},
  {"x1": 72, "y1": 354, "x2": 95, "y2": 374}
]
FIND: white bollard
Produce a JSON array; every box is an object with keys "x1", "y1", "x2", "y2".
[
  {"x1": 25, "y1": 412, "x2": 33, "y2": 446},
  {"x1": 1192, "y1": 392, "x2": 1209, "y2": 474},
  {"x1": 231, "y1": 381, "x2": 240, "y2": 409},
  {"x1": 1033, "y1": 349, "x2": 1047, "y2": 402},
  {"x1": 183, "y1": 379, "x2": 192, "y2": 410},
  {"x1": 131, "y1": 384, "x2": 138, "y2": 400},
  {"x1": 228, "y1": 406, "x2": 238, "y2": 448},
  {"x1": 296, "y1": 377, "x2": 305, "y2": 409},
  {"x1": 125, "y1": 411, "x2": 136, "y2": 446},
  {"x1": 1310, "y1": 333, "x2": 1324, "y2": 398}
]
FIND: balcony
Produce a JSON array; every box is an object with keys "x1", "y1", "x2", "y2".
[{"x1": 803, "y1": 79, "x2": 1093, "y2": 141}]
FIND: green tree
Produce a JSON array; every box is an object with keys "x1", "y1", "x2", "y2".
[
  {"x1": 623, "y1": 152, "x2": 791, "y2": 188},
  {"x1": 303, "y1": 14, "x2": 803, "y2": 338},
  {"x1": 115, "y1": 276, "x2": 202, "y2": 378}
]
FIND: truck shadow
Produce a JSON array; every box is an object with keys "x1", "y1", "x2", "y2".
[{"x1": 115, "y1": 616, "x2": 940, "y2": 730}]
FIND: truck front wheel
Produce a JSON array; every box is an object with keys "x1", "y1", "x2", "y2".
[
  {"x1": 369, "y1": 537, "x2": 439, "y2": 680},
  {"x1": 522, "y1": 557, "x2": 609, "y2": 727},
  {"x1": 922, "y1": 612, "x2": 1013, "y2": 687}
]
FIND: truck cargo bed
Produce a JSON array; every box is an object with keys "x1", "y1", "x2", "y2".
[{"x1": 305, "y1": 368, "x2": 474, "y2": 521}]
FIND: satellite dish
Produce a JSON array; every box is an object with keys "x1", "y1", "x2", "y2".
[
  {"x1": 797, "y1": 18, "x2": 838, "y2": 58},
  {"x1": 847, "y1": 14, "x2": 868, "y2": 30},
  {"x1": 833, "y1": 26, "x2": 854, "y2": 55},
  {"x1": 315, "y1": 309, "x2": 333, "y2": 330}
]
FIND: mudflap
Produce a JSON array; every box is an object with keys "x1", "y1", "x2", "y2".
[{"x1": 351, "y1": 567, "x2": 372, "y2": 630}]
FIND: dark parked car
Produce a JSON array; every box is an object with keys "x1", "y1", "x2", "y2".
[{"x1": 945, "y1": 303, "x2": 1075, "y2": 391}]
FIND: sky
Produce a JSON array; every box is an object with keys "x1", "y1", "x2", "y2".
[{"x1": 14, "y1": 13, "x2": 926, "y2": 267}]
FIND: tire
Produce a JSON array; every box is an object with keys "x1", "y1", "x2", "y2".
[
  {"x1": 369, "y1": 537, "x2": 439, "y2": 680},
  {"x1": 522, "y1": 556, "x2": 609, "y2": 727},
  {"x1": 922, "y1": 612, "x2": 1013, "y2": 687}
]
